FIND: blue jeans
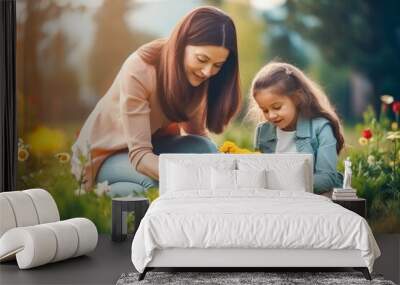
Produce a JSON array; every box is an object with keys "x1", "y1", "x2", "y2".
[{"x1": 96, "y1": 135, "x2": 218, "y2": 197}]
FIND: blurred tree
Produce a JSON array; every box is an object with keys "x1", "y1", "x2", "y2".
[
  {"x1": 42, "y1": 30, "x2": 80, "y2": 124},
  {"x1": 266, "y1": 31, "x2": 308, "y2": 69},
  {"x1": 16, "y1": 1, "x2": 52, "y2": 134},
  {"x1": 88, "y1": 0, "x2": 152, "y2": 98},
  {"x1": 220, "y1": 0, "x2": 267, "y2": 119},
  {"x1": 265, "y1": 0, "x2": 400, "y2": 115},
  {"x1": 16, "y1": 1, "x2": 87, "y2": 130},
  {"x1": 308, "y1": 55, "x2": 351, "y2": 122}
]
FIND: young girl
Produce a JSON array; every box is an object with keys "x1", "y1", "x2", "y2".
[
  {"x1": 71, "y1": 7, "x2": 241, "y2": 197},
  {"x1": 249, "y1": 62, "x2": 344, "y2": 194}
]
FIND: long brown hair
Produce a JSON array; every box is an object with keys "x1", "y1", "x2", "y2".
[
  {"x1": 137, "y1": 6, "x2": 241, "y2": 134},
  {"x1": 249, "y1": 62, "x2": 345, "y2": 153}
]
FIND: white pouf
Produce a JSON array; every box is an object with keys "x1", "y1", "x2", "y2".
[{"x1": 0, "y1": 189, "x2": 98, "y2": 269}]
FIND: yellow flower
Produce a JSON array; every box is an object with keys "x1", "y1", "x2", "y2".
[
  {"x1": 358, "y1": 137, "x2": 368, "y2": 146},
  {"x1": 391, "y1": 122, "x2": 398, "y2": 131},
  {"x1": 219, "y1": 141, "x2": 258, "y2": 154},
  {"x1": 235, "y1": 148, "x2": 252, "y2": 154},
  {"x1": 18, "y1": 147, "x2": 29, "y2": 162},
  {"x1": 386, "y1": 131, "x2": 400, "y2": 141},
  {"x1": 219, "y1": 141, "x2": 238, "y2": 153},
  {"x1": 27, "y1": 126, "x2": 67, "y2": 157},
  {"x1": 381, "y1": 95, "x2": 394, "y2": 105},
  {"x1": 55, "y1": 152, "x2": 71, "y2": 163}
]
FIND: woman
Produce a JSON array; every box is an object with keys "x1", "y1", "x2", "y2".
[{"x1": 71, "y1": 6, "x2": 241, "y2": 197}]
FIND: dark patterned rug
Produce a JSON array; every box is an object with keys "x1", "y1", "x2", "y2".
[{"x1": 116, "y1": 271, "x2": 396, "y2": 285}]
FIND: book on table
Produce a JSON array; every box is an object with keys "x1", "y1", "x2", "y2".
[{"x1": 332, "y1": 188, "x2": 358, "y2": 199}]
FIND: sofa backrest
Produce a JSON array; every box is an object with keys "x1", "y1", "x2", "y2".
[
  {"x1": 159, "y1": 154, "x2": 313, "y2": 195},
  {"x1": 0, "y1": 189, "x2": 60, "y2": 237}
]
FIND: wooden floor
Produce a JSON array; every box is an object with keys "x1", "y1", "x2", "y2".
[
  {"x1": 0, "y1": 234, "x2": 133, "y2": 285},
  {"x1": 375, "y1": 234, "x2": 400, "y2": 284},
  {"x1": 0, "y1": 234, "x2": 399, "y2": 285}
]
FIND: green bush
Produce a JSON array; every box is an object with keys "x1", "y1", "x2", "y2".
[{"x1": 343, "y1": 98, "x2": 400, "y2": 233}]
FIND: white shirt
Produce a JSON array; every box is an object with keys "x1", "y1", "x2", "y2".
[{"x1": 275, "y1": 128, "x2": 297, "y2": 153}]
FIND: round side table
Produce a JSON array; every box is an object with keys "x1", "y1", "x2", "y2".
[{"x1": 111, "y1": 197, "x2": 149, "y2": 242}]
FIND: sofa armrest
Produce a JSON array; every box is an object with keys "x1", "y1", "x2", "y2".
[{"x1": 0, "y1": 218, "x2": 98, "y2": 269}]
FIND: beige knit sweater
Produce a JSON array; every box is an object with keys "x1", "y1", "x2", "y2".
[{"x1": 71, "y1": 51, "x2": 207, "y2": 189}]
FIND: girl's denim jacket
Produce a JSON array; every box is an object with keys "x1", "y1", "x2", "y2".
[{"x1": 254, "y1": 116, "x2": 343, "y2": 194}]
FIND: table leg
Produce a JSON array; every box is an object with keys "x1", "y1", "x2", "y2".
[{"x1": 112, "y1": 201, "x2": 123, "y2": 242}]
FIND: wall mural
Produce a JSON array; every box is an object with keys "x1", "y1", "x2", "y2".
[{"x1": 16, "y1": 0, "x2": 400, "y2": 233}]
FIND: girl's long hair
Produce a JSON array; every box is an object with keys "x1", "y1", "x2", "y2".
[
  {"x1": 248, "y1": 62, "x2": 345, "y2": 153},
  {"x1": 137, "y1": 6, "x2": 241, "y2": 133}
]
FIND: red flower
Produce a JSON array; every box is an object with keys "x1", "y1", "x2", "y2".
[
  {"x1": 362, "y1": 129, "x2": 373, "y2": 140},
  {"x1": 392, "y1": 101, "x2": 400, "y2": 113}
]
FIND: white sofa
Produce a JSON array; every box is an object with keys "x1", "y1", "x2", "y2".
[{"x1": 0, "y1": 188, "x2": 98, "y2": 269}]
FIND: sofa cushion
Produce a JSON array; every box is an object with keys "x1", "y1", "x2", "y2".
[
  {"x1": 236, "y1": 169, "x2": 268, "y2": 189},
  {"x1": 167, "y1": 162, "x2": 211, "y2": 191},
  {"x1": 0, "y1": 189, "x2": 60, "y2": 238},
  {"x1": 237, "y1": 155, "x2": 312, "y2": 192},
  {"x1": 0, "y1": 218, "x2": 97, "y2": 269},
  {"x1": 159, "y1": 154, "x2": 313, "y2": 194},
  {"x1": 166, "y1": 158, "x2": 236, "y2": 192},
  {"x1": 211, "y1": 169, "x2": 268, "y2": 191},
  {"x1": 211, "y1": 169, "x2": 237, "y2": 190},
  {"x1": 0, "y1": 189, "x2": 97, "y2": 269}
]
